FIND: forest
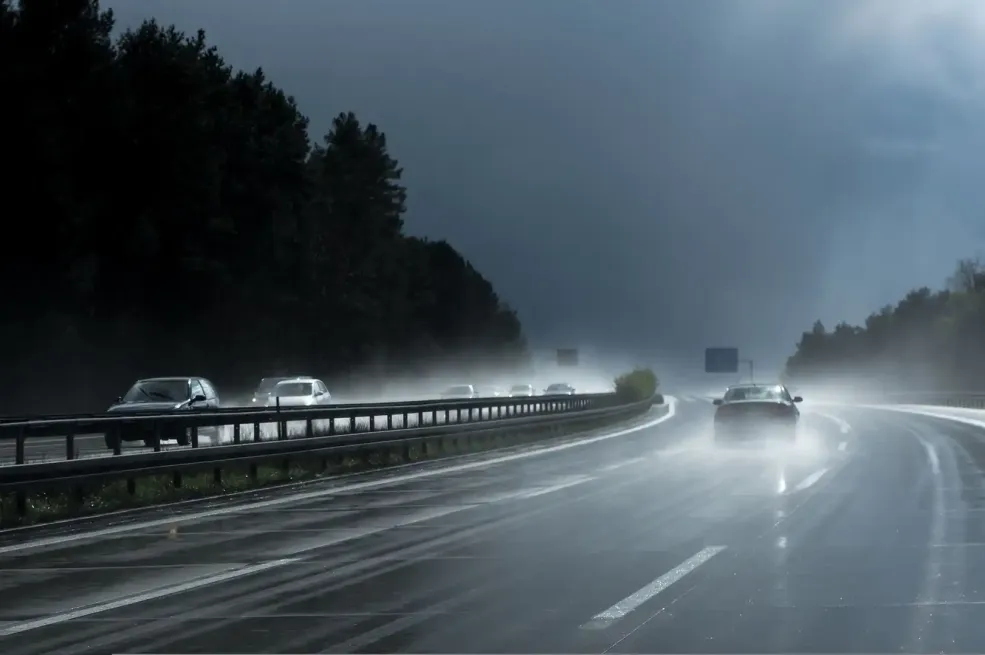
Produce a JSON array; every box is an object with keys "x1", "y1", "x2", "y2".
[
  {"x1": 784, "y1": 259, "x2": 985, "y2": 392},
  {"x1": 0, "y1": 0, "x2": 528, "y2": 413}
]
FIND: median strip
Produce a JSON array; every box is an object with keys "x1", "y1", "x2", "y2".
[{"x1": 0, "y1": 399, "x2": 675, "y2": 552}]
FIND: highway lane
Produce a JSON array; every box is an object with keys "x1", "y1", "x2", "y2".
[{"x1": 2, "y1": 399, "x2": 975, "y2": 653}]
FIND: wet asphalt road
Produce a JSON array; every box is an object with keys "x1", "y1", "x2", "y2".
[{"x1": 4, "y1": 397, "x2": 985, "y2": 653}]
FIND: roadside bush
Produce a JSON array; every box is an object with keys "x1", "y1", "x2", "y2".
[{"x1": 614, "y1": 368, "x2": 660, "y2": 403}]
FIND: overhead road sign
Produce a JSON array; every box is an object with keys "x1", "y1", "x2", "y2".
[
  {"x1": 557, "y1": 349, "x2": 579, "y2": 367},
  {"x1": 704, "y1": 347, "x2": 739, "y2": 374}
]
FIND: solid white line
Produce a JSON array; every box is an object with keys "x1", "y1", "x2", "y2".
[
  {"x1": 580, "y1": 545, "x2": 726, "y2": 630},
  {"x1": 0, "y1": 400, "x2": 678, "y2": 556},
  {"x1": 514, "y1": 476, "x2": 596, "y2": 499},
  {"x1": 599, "y1": 457, "x2": 647, "y2": 472},
  {"x1": 813, "y1": 411, "x2": 851, "y2": 434},
  {"x1": 0, "y1": 558, "x2": 297, "y2": 637},
  {"x1": 792, "y1": 468, "x2": 828, "y2": 493}
]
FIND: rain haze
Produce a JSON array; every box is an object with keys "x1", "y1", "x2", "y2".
[{"x1": 107, "y1": 0, "x2": 985, "y2": 385}]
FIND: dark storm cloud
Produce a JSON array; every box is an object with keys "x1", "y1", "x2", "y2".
[{"x1": 106, "y1": 0, "x2": 985, "y2": 379}]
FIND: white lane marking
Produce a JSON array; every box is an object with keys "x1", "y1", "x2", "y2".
[
  {"x1": 0, "y1": 401, "x2": 677, "y2": 556},
  {"x1": 580, "y1": 546, "x2": 727, "y2": 630},
  {"x1": 599, "y1": 457, "x2": 647, "y2": 472},
  {"x1": 922, "y1": 439, "x2": 941, "y2": 476},
  {"x1": 837, "y1": 441, "x2": 847, "y2": 452},
  {"x1": 791, "y1": 468, "x2": 828, "y2": 493},
  {"x1": 0, "y1": 475, "x2": 601, "y2": 636},
  {"x1": 813, "y1": 411, "x2": 851, "y2": 434},
  {"x1": 514, "y1": 475, "x2": 596, "y2": 499},
  {"x1": 0, "y1": 558, "x2": 297, "y2": 637}
]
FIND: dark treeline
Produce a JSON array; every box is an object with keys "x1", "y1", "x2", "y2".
[
  {"x1": 784, "y1": 259, "x2": 985, "y2": 392},
  {"x1": 0, "y1": 0, "x2": 528, "y2": 414}
]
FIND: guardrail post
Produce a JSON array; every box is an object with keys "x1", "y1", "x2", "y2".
[
  {"x1": 15, "y1": 428, "x2": 25, "y2": 465},
  {"x1": 387, "y1": 413, "x2": 393, "y2": 430},
  {"x1": 66, "y1": 428, "x2": 75, "y2": 461},
  {"x1": 329, "y1": 416, "x2": 336, "y2": 435},
  {"x1": 349, "y1": 412, "x2": 357, "y2": 433},
  {"x1": 276, "y1": 397, "x2": 284, "y2": 441},
  {"x1": 233, "y1": 422, "x2": 241, "y2": 445},
  {"x1": 253, "y1": 421, "x2": 261, "y2": 443},
  {"x1": 305, "y1": 418, "x2": 313, "y2": 439}
]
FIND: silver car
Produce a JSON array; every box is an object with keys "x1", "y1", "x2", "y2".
[
  {"x1": 266, "y1": 378, "x2": 332, "y2": 407},
  {"x1": 440, "y1": 384, "x2": 478, "y2": 400},
  {"x1": 508, "y1": 384, "x2": 535, "y2": 397},
  {"x1": 543, "y1": 383, "x2": 576, "y2": 396}
]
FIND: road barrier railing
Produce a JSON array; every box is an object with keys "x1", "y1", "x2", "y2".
[
  {"x1": 783, "y1": 390, "x2": 985, "y2": 410},
  {"x1": 0, "y1": 393, "x2": 622, "y2": 464},
  {"x1": 878, "y1": 392, "x2": 985, "y2": 409},
  {"x1": 0, "y1": 392, "x2": 664, "y2": 520}
]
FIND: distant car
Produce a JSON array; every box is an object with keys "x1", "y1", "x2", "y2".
[
  {"x1": 712, "y1": 383, "x2": 802, "y2": 444},
  {"x1": 476, "y1": 386, "x2": 503, "y2": 397},
  {"x1": 543, "y1": 383, "x2": 576, "y2": 396},
  {"x1": 267, "y1": 378, "x2": 332, "y2": 407},
  {"x1": 508, "y1": 384, "x2": 535, "y2": 397},
  {"x1": 441, "y1": 384, "x2": 478, "y2": 399},
  {"x1": 105, "y1": 377, "x2": 221, "y2": 449},
  {"x1": 251, "y1": 376, "x2": 310, "y2": 405}
]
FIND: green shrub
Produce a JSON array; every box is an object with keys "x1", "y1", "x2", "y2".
[{"x1": 614, "y1": 368, "x2": 660, "y2": 403}]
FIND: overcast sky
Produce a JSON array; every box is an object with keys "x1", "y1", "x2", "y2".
[{"x1": 107, "y1": 0, "x2": 985, "y2": 381}]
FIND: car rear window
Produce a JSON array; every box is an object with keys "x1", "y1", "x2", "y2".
[
  {"x1": 724, "y1": 386, "x2": 784, "y2": 401},
  {"x1": 275, "y1": 382, "x2": 313, "y2": 396},
  {"x1": 123, "y1": 379, "x2": 188, "y2": 403}
]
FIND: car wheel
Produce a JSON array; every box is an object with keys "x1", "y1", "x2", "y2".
[{"x1": 176, "y1": 430, "x2": 190, "y2": 447}]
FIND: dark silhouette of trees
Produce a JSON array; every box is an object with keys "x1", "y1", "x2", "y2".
[
  {"x1": 783, "y1": 258, "x2": 985, "y2": 392},
  {"x1": 0, "y1": 0, "x2": 528, "y2": 413}
]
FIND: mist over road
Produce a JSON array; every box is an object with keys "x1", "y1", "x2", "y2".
[{"x1": 2, "y1": 397, "x2": 985, "y2": 653}]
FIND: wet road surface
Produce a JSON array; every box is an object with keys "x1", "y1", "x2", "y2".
[{"x1": 3, "y1": 397, "x2": 985, "y2": 653}]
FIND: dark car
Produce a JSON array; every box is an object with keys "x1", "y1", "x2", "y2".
[
  {"x1": 543, "y1": 383, "x2": 576, "y2": 396},
  {"x1": 712, "y1": 383, "x2": 802, "y2": 444},
  {"x1": 104, "y1": 377, "x2": 221, "y2": 449}
]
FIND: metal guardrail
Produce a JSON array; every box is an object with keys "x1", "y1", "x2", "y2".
[
  {"x1": 876, "y1": 392, "x2": 985, "y2": 410},
  {"x1": 0, "y1": 392, "x2": 661, "y2": 519},
  {"x1": 0, "y1": 393, "x2": 620, "y2": 465}
]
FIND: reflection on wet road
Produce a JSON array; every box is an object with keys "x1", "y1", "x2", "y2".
[{"x1": 4, "y1": 397, "x2": 985, "y2": 653}]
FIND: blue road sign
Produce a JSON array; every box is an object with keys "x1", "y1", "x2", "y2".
[{"x1": 705, "y1": 347, "x2": 739, "y2": 374}]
